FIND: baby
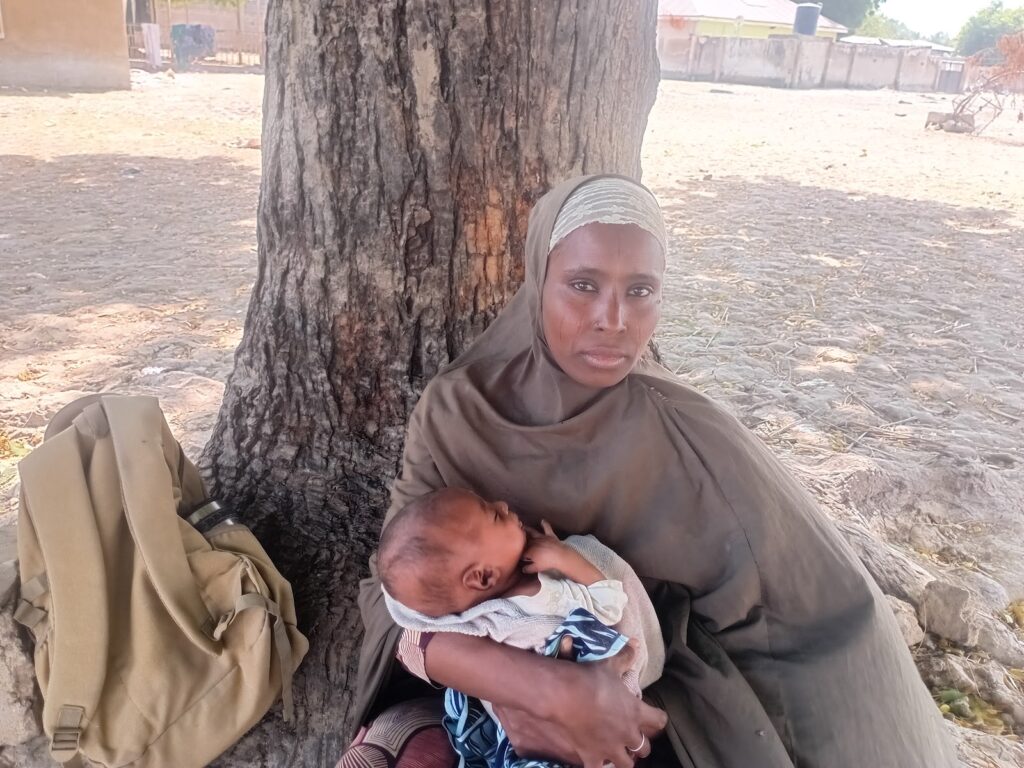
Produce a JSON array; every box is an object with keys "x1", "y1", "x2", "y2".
[
  {"x1": 379, "y1": 487, "x2": 664, "y2": 768},
  {"x1": 379, "y1": 487, "x2": 627, "y2": 624}
]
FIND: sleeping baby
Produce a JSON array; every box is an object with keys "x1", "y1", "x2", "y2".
[{"x1": 378, "y1": 487, "x2": 664, "y2": 768}]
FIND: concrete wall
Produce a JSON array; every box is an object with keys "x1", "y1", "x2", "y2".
[
  {"x1": 658, "y1": 24, "x2": 961, "y2": 93},
  {"x1": 691, "y1": 37, "x2": 718, "y2": 80},
  {"x1": 793, "y1": 38, "x2": 832, "y2": 88},
  {"x1": 845, "y1": 45, "x2": 900, "y2": 89},
  {"x1": 657, "y1": 29, "x2": 693, "y2": 74},
  {"x1": 719, "y1": 36, "x2": 797, "y2": 88},
  {"x1": 897, "y1": 48, "x2": 941, "y2": 92},
  {"x1": 0, "y1": 0, "x2": 129, "y2": 90},
  {"x1": 821, "y1": 43, "x2": 856, "y2": 88}
]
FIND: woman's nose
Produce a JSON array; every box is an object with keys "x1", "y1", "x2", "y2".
[{"x1": 594, "y1": 294, "x2": 626, "y2": 333}]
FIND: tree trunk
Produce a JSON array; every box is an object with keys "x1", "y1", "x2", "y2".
[{"x1": 203, "y1": 2, "x2": 659, "y2": 765}]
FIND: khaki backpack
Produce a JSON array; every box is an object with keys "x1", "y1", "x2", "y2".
[{"x1": 14, "y1": 395, "x2": 309, "y2": 767}]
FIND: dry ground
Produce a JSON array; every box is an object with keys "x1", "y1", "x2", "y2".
[{"x1": 1, "y1": 72, "x2": 1023, "y2": 763}]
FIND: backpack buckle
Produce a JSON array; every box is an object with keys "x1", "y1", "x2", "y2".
[{"x1": 50, "y1": 705, "x2": 84, "y2": 762}]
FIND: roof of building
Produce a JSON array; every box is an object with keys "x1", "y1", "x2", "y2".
[
  {"x1": 839, "y1": 35, "x2": 956, "y2": 53},
  {"x1": 887, "y1": 39, "x2": 955, "y2": 53},
  {"x1": 659, "y1": 0, "x2": 848, "y2": 32}
]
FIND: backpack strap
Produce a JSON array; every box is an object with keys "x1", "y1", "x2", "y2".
[
  {"x1": 209, "y1": 592, "x2": 298, "y2": 721},
  {"x1": 12, "y1": 573, "x2": 50, "y2": 630},
  {"x1": 18, "y1": 427, "x2": 110, "y2": 763},
  {"x1": 100, "y1": 396, "x2": 219, "y2": 656}
]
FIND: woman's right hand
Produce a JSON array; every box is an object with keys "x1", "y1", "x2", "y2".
[{"x1": 491, "y1": 643, "x2": 667, "y2": 768}]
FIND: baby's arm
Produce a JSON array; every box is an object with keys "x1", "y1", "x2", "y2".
[{"x1": 522, "y1": 521, "x2": 605, "y2": 585}]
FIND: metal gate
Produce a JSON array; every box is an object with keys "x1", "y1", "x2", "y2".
[{"x1": 937, "y1": 59, "x2": 966, "y2": 93}]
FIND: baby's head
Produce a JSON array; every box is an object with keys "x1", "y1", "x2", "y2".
[{"x1": 378, "y1": 488, "x2": 527, "y2": 617}]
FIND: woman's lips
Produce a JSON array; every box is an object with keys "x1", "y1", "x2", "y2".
[{"x1": 579, "y1": 348, "x2": 631, "y2": 369}]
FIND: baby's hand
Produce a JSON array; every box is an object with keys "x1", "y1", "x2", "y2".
[
  {"x1": 522, "y1": 521, "x2": 575, "y2": 576},
  {"x1": 522, "y1": 521, "x2": 607, "y2": 586}
]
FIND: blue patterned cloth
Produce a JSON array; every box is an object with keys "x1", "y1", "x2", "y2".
[{"x1": 442, "y1": 608, "x2": 629, "y2": 768}]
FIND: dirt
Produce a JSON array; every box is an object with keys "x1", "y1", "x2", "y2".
[
  {"x1": 1, "y1": 73, "x2": 1023, "y2": 763},
  {"x1": 0, "y1": 71, "x2": 262, "y2": 479},
  {"x1": 645, "y1": 83, "x2": 1024, "y2": 612}
]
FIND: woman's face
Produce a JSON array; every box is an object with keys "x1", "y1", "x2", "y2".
[{"x1": 541, "y1": 222, "x2": 664, "y2": 389}]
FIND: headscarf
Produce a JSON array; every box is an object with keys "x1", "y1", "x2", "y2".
[
  {"x1": 356, "y1": 175, "x2": 956, "y2": 767},
  {"x1": 548, "y1": 177, "x2": 668, "y2": 254}
]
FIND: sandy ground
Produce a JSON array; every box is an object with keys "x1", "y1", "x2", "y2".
[
  {"x1": 1, "y1": 73, "x2": 1023, "y2": 761},
  {"x1": 0, "y1": 71, "x2": 263, "y2": 473}
]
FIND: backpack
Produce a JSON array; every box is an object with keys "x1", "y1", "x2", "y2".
[{"x1": 13, "y1": 395, "x2": 309, "y2": 767}]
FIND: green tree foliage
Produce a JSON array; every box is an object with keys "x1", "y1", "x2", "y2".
[
  {"x1": 818, "y1": 0, "x2": 884, "y2": 30},
  {"x1": 957, "y1": 2, "x2": 1024, "y2": 55},
  {"x1": 857, "y1": 12, "x2": 918, "y2": 39}
]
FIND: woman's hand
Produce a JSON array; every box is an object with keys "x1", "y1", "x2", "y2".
[
  {"x1": 424, "y1": 634, "x2": 666, "y2": 768},
  {"x1": 492, "y1": 643, "x2": 666, "y2": 768}
]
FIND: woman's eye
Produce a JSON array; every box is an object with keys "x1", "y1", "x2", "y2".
[
  {"x1": 629, "y1": 286, "x2": 654, "y2": 298},
  {"x1": 570, "y1": 280, "x2": 597, "y2": 292}
]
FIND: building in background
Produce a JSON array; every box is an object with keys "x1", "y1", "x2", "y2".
[
  {"x1": 0, "y1": 0, "x2": 129, "y2": 90},
  {"x1": 658, "y1": 0, "x2": 848, "y2": 42},
  {"x1": 839, "y1": 36, "x2": 956, "y2": 55}
]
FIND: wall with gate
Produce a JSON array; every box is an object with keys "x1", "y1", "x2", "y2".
[{"x1": 657, "y1": 26, "x2": 957, "y2": 93}]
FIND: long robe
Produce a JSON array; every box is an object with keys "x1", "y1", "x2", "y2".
[{"x1": 355, "y1": 175, "x2": 956, "y2": 767}]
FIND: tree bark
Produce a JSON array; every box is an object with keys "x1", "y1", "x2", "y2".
[{"x1": 203, "y1": 2, "x2": 659, "y2": 765}]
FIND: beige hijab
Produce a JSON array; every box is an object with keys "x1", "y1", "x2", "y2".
[{"x1": 356, "y1": 175, "x2": 955, "y2": 767}]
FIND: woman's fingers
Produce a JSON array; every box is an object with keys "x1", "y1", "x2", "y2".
[
  {"x1": 497, "y1": 654, "x2": 664, "y2": 768},
  {"x1": 638, "y1": 699, "x2": 669, "y2": 736},
  {"x1": 581, "y1": 749, "x2": 631, "y2": 768},
  {"x1": 540, "y1": 519, "x2": 556, "y2": 538},
  {"x1": 606, "y1": 639, "x2": 637, "y2": 678},
  {"x1": 627, "y1": 731, "x2": 653, "y2": 760},
  {"x1": 580, "y1": 751, "x2": 608, "y2": 768},
  {"x1": 494, "y1": 704, "x2": 580, "y2": 764},
  {"x1": 612, "y1": 746, "x2": 638, "y2": 768}
]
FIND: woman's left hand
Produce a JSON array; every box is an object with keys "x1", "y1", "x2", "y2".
[{"x1": 492, "y1": 642, "x2": 665, "y2": 768}]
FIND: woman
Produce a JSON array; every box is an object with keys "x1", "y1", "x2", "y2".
[{"x1": 346, "y1": 175, "x2": 955, "y2": 768}]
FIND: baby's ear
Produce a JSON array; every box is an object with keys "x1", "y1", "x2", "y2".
[{"x1": 463, "y1": 564, "x2": 494, "y2": 592}]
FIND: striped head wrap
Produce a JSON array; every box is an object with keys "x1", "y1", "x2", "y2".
[{"x1": 548, "y1": 176, "x2": 668, "y2": 254}]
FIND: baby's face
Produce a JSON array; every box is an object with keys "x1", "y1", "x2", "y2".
[{"x1": 446, "y1": 492, "x2": 528, "y2": 597}]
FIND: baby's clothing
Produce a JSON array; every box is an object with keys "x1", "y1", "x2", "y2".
[
  {"x1": 507, "y1": 573, "x2": 626, "y2": 629},
  {"x1": 384, "y1": 534, "x2": 665, "y2": 693}
]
